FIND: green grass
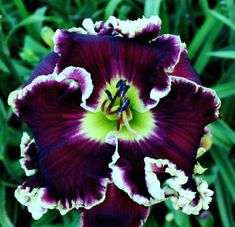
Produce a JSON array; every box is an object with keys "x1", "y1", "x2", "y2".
[{"x1": 0, "y1": 0, "x2": 235, "y2": 226}]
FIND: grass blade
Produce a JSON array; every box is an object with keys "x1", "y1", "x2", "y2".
[
  {"x1": 209, "y1": 9, "x2": 235, "y2": 31},
  {"x1": 0, "y1": 182, "x2": 14, "y2": 227},
  {"x1": 214, "y1": 175, "x2": 233, "y2": 227},
  {"x1": 212, "y1": 81, "x2": 235, "y2": 98},
  {"x1": 208, "y1": 50, "x2": 235, "y2": 59},
  {"x1": 188, "y1": 6, "x2": 219, "y2": 59},
  {"x1": 104, "y1": 0, "x2": 122, "y2": 20},
  {"x1": 144, "y1": 0, "x2": 162, "y2": 17},
  {"x1": 210, "y1": 146, "x2": 235, "y2": 203}
]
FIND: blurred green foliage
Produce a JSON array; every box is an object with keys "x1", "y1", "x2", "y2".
[{"x1": 0, "y1": 0, "x2": 235, "y2": 226}]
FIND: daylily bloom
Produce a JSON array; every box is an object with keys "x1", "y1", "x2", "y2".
[{"x1": 8, "y1": 16, "x2": 220, "y2": 226}]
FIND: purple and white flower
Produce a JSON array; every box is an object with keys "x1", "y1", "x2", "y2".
[{"x1": 8, "y1": 16, "x2": 220, "y2": 226}]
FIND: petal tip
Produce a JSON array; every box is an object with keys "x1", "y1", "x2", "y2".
[{"x1": 8, "y1": 90, "x2": 19, "y2": 116}]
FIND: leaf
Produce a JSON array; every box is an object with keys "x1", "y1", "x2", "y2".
[
  {"x1": 40, "y1": 26, "x2": 54, "y2": 48},
  {"x1": 19, "y1": 35, "x2": 49, "y2": 65},
  {"x1": 0, "y1": 98, "x2": 7, "y2": 121},
  {"x1": 212, "y1": 81, "x2": 235, "y2": 98},
  {"x1": 0, "y1": 59, "x2": 9, "y2": 73},
  {"x1": 6, "y1": 14, "x2": 61, "y2": 43},
  {"x1": 14, "y1": 0, "x2": 29, "y2": 19},
  {"x1": 197, "y1": 212, "x2": 214, "y2": 227},
  {"x1": 12, "y1": 59, "x2": 33, "y2": 83},
  {"x1": 194, "y1": 21, "x2": 222, "y2": 73},
  {"x1": 214, "y1": 176, "x2": 234, "y2": 227},
  {"x1": 165, "y1": 200, "x2": 191, "y2": 227},
  {"x1": 210, "y1": 120, "x2": 235, "y2": 150},
  {"x1": 210, "y1": 146, "x2": 235, "y2": 203},
  {"x1": 144, "y1": 0, "x2": 162, "y2": 17},
  {"x1": 104, "y1": 0, "x2": 122, "y2": 20},
  {"x1": 209, "y1": 9, "x2": 235, "y2": 31},
  {"x1": 32, "y1": 210, "x2": 59, "y2": 227},
  {"x1": 118, "y1": 4, "x2": 131, "y2": 19},
  {"x1": 143, "y1": 212, "x2": 159, "y2": 227},
  {"x1": 0, "y1": 182, "x2": 14, "y2": 227},
  {"x1": 194, "y1": 162, "x2": 208, "y2": 175},
  {"x1": 33, "y1": 6, "x2": 48, "y2": 36},
  {"x1": 188, "y1": 6, "x2": 220, "y2": 59},
  {"x1": 208, "y1": 50, "x2": 235, "y2": 59}
]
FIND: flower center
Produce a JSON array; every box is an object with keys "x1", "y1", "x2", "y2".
[
  {"x1": 101, "y1": 79, "x2": 138, "y2": 137},
  {"x1": 80, "y1": 78, "x2": 155, "y2": 142}
]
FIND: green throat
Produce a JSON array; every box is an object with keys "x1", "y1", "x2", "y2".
[{"x1": 81, "y1": 78, "x2": 155, "y2": 142}]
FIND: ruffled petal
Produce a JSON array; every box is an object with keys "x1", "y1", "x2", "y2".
[
  {"x1": 144, "y1": 157, "x2": 213, "y2": 215},
  {"x1": 67, "y1": 16, "x2": 161, "y2": 40},
  {"x1": 54, "y1": 30, "x2": 185, "y2": 107},
  {"x1": 24, "y1": 52, "x2": 59, "y2": 86},
  {"x1": 81, "y1": 184, "x2": 149, "y2": 227},
  {"x1": 15, "y1": 175, "x2": 58, "y2": 220},
  {"x1": 95, "y1": 16, "x2": 161, "y2": 40},
  {"x1": 172, "y1": 51, "x2": 201, "y2": 84},
  {"x1": 9, "y1": 67, "x2": 116, "y2": 214},
  {"x1": 19, "y1": 132, "x2": 38, "y2": 176},
  {"x1": 110, "y1": 77, "x2": 220, "y2": 205},
  {"x1": 144, "y1": 157, "x2": 188, "y2": 202},
  {"x1": 170, "y1": 177, "x2": 214, "y2": 215}
]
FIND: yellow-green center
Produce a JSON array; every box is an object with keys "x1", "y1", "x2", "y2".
[{"x1": 80, "y1": 78, "x2": 155, "y2": 142}]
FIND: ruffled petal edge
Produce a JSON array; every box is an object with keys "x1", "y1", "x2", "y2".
[{"x1": 8, "y1": 66, "x2": 94, "y2": 116}]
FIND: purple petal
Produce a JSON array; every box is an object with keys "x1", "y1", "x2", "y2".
[
  {"x1": 54, "y1": 30, "x2": 185, "y2": 107},
  {"x1": 110, "y1": 77, "x2": 220, "y2": 205},
  {"x1": 95, "y1": 16, "x2": 161, "y2": 40},
  {"x1": 15, "y1": 175, "x2": 58, "y2": 220},
  {"x1": 24, "y1": 52, "x2": 59, "y2": 86},
  {"x1": 81, "y1": 184, "x2": 149, "y2": 227},
  {"x1": 172, "y1": 51, "x2": 201, "y2": 84},
  {"x1": 9, "y1": 67, "x2": 116, "y2": 211}
]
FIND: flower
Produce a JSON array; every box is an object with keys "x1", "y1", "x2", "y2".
[{"x1": 8, "y1": 16, "x2": 220, "y2": 226}]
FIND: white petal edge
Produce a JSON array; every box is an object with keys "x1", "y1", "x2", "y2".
[
  {"x1": 19, "y1": 132, "x2": 37, "y2": 176},
  {"x1": 8, "y1": 66, "x2": 94, "y2": 116},
  {"x1": 160, "y1": 34, "x2": 187, "y2": 74},
  {"x1": 102, "y1": 16, "x2": 162, "y2": 39},
  {"x1": 147, "y1": 77, "x2": 172, "y2": 109},
  {"x1": 15, "y1": 186, "x2": 57, "y2": 220},
  {"x1": 144, "y1": 157, "x2": 214, "y2": 215},
  {"x1": 170, "y1": 76, "x2": 221, "y2": 119},
  {"x1": 15, "y1": 135, "x2": 118, "y2": 219},
  {"x1": 170, "y1": 177, "x2": 214, "y2": 215},
  {"x1": 55, "y1": 16, "x2": 162, "y2": 40}
]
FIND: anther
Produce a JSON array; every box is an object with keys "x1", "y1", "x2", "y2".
[
  {"x1": 116, "y1": 79, "x2": 123, "y2": 88},
  {"x1": 122, "y1": 85, "x2": 130, "y2": 97},
  {"x1": 118, "y1": 83, "x2": 130, "y2": 97},
  {"x1": 121, "y1": 98, "x2": 130, "y2": 111},
  {"x1": 105, "y1": 89, "x2": 113, "y2": 100},
  {"x1": 117, "y1": 107, "x2": 122, "y2": 115}
]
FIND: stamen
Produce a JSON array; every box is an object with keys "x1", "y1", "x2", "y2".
[
  {"x1": 122, "y1": 85, "x2": 130, "y2": 97},
  {"x1": 116, "y1": 79, "x2": 123, "y2": 88},
  {"x1": 101, "y1": 99, "x2": 108, "y2": 112},
  {"x1": 118, "y1": 81, "x2": 130, "y2": 97},
  {"x1": 103, "y1": 79, "x2": 138, "y2": 138},
  {"x1": 116, "y1": 112, "x2": 123, "y2": 131},
  {"x1": 106, "y1": 91, "x2": 118, "y2": 114},
  {"x1": 121, "y1": 98, "x2": 130, "y2": 111},
  {"x1": 117, "y1": 107, "x2": 122, "y2": 116},
  {"x1": 125, "y1": 106, "x2": 132, "y2": 120},
  {"x1": 123, "y1": 113, "x2": 139, "y2": 138},
  {"x1": 105, "y1": 89, "x2": 112, "y2": 100}
]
